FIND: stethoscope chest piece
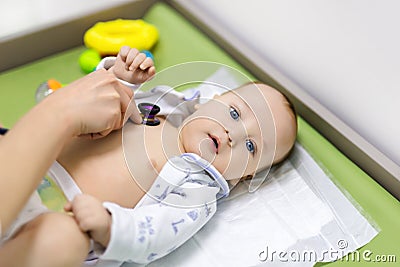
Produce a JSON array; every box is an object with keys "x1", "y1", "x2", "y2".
[{"x1": 138, "y1": 102, "x2": 161, "y2": 126}]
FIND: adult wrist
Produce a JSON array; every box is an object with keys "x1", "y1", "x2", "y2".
[{"x1": 38, "y1": 90, "x2": 77, "y2": 138}]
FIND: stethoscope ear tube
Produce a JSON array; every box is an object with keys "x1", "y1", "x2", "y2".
[{"x1": 0, "y1": 127, "x2": 9, "y2": 135}]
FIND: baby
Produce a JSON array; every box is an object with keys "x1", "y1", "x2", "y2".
[{"x1": 0, "y1": 47, "x2": 297, "y2": 267}]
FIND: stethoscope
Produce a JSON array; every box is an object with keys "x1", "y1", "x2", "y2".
[
  {"x1": 0, "y1": 102, "x2": 161, "y2": 136},
  {"x1": 0, "y1": 127, "x2": 7, "y2": 135}
]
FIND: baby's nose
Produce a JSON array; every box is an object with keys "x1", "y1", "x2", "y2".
[
  {"x1": 224, "y1": 126, "x2": 246, "y2": 147},
  {"x1": 224, "y1": 130, "x2": 233, "y2": 147}
]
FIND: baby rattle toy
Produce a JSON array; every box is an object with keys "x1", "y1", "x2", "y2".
[
  {"x1": 35, "y1": 79, "x2": 63, "y2": 102},
  {"x1": 79, "y1": 19, "x2": 158, "y2": 73},
  {"x1": 84, "y1": 19, "x2": 158, "y2": 55}
]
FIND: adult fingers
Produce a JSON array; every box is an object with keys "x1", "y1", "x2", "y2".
[
  {"x1": 116, "y1": 83, "x2": 142, "y2": 125},
  {"x1": 116, "y1": 87, "x2": 132, "y2": 127},
  {"x1": 118, "y1": 83, "x2": 133, "y2": 108},
  {"x1": 115, "y1": 83, "x2": 143, "y2": 126},
  {"x1": 127, "y1": 99, "x2": 143, "y2": 124},
  {"x1": 64, "y1": 202, "x2": 72, "y2": 212}
]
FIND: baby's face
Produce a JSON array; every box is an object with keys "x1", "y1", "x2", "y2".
[{"x1": 179, "y1": 83, "x2": 296, "y2": 181}]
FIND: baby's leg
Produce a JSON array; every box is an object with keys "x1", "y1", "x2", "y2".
[{"x1": 0, "y1": 212, "x2": 90, "y2": 267}]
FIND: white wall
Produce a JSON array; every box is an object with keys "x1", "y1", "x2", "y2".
[
  {"x1": 190, "y1": 0, "x2": 400, "y2": 165},
  {"x1": 0, "y1": 0, "x2": 133, "y2": 39}
]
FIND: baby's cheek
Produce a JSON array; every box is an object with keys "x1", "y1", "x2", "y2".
[
  {"x1": 226, "y1": 151, "x2": 256, "y2": 179},
  {"x1": 214, "y1": 154, "x2": 234, "y2": 177}
]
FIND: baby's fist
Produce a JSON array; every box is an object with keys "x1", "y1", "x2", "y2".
[
  {"x1": 112, "y1": 46, "x2": 156, "y2": 84},
  {"x1": 65, "y1": 194, "x2": 112, "y2": 247}
]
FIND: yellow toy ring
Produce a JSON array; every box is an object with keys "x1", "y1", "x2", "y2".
[{"x1": 84, "y1": 19, "x2": 158, "y2": 55}]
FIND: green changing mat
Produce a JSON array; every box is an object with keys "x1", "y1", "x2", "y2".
[{"x1": 0, "y1": 2, "x2": 399, "y2": 266}]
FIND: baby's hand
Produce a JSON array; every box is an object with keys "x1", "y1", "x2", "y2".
[
  {"x1": 111, "y1": 46, "x2": 156, "y2": 84},
  {"x1": 64, "y1": 194, "x2": 112, "y2": 247}
]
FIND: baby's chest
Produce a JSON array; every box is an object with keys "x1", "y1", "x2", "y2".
[{"x1": 124, "y1": 119, "x2": 179, "y2": 191}]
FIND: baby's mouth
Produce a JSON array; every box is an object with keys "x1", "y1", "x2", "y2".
[{"x1": 208, "y1": 134, "x2": 219, "y2": 154}]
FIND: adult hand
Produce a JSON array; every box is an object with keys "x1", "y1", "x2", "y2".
[
  {"x1": 0, "y1": 70, "x2": 143, "y2": 232},
  {"x1": 46, "y1": 69, "x2": 141, "y2": 139}
]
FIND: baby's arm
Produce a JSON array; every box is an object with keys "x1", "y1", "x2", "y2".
[
  {"x1": 82, "y1": 156, "x2": 220, "y2": 264},
  {"x1": 64, "y1": 156, "x2": 222, "y2": 264},
  {"x1": 109, "y1": 46, "x2": 156, "y2": 85},
  {"x1": 65, "y1": 188, "x2": 217, "y2": 264},
  {"x1": 101, "y1": 195, "x2": 216, "y2": 264}
]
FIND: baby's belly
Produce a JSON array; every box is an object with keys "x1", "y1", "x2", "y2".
[{"x1": 73, "y1": 163, "x2": 153, "y2": 208}]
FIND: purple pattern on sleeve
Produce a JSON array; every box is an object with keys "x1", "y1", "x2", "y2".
[
  {"x1": 137, "y1": 216, "x2": 155, "y2": 243},
  {"x1": 171, "y1": 219, "x2": 185, "y2": 234},
  {"x1": 187, "y1": 210, "x2": 199, "y2": 221}
]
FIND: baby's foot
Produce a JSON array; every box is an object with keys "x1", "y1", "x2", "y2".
[{"x1": 112, "y1": 46, "x2": 156, "y2": 84}]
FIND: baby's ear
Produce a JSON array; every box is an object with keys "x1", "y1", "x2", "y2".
[
  {"x1": 228, "y1": 178, "x2": 241, "y2": 187},
  {"x1": 212, "y1": 93, "x2": 222, "y2": 99},
  {"x1": 194, "y1": 93, "x2": 221, "y2": 110}
]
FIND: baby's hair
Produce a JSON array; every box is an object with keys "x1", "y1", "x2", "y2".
[
  {"x1": 246, "y1": 81, "x2": 297, "y2": 163},
  {"x1": 241, "y1": 81, "x2": 297, "y2": 117}
]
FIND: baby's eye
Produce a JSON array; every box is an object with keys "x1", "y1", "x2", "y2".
[
  {"x1": 229, "y1": 107, "x2": 240, "y2": 120},
  {"x1": 245, "y1": 140, "x2": 255, "y2": 154}
]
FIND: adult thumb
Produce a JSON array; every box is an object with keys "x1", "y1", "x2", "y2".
[{"x1": 125, "y1": 99, "x2": 142, "y2": 124}]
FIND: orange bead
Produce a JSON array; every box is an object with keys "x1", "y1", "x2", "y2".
[{"x1": 47, "y1": 79, "x2": 62, "y2": 90}]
